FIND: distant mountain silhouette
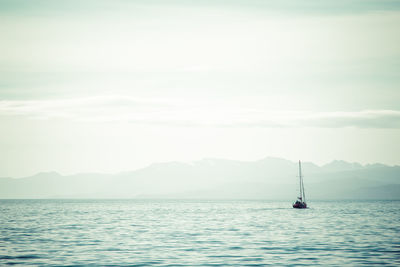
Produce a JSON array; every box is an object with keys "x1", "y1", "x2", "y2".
[
  {"x1": 320, "y1": 160, "x2": 363, "y2": 172},
  {"x1": 0, "y1": 157, "x2": 399, "y2": 199}
]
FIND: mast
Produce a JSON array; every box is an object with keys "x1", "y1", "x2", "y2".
[
  {"x1": 298, "y1": 160, "x2": 302, "y2": 200},
  {"x1": 300, "y1": 161, "x2": 306, "y2": 203}
]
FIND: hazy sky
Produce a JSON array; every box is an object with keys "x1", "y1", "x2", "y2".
[{"x1": 1, "y1": 0, "x2": 400, "y2": 177}]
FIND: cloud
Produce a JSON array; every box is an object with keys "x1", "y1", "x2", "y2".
[
  {"x1": 1, "y1": 96, "x2": 400, "y2": 128},
  {"x1": 0, "y1": 95, "x2": 176, "y2": 120},
  {"x1": 303, "y1": 110, "x2": 400, "y2": 128},
  {"x1": 2, "y1": 0, "x2": 400, "y2": 18}
]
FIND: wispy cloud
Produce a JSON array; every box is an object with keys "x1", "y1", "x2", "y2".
[
  {"x1": 302, "y1": 110, "x2": 400, "y2": 128},
  {"x1": 1, "y1": 96, "x2": 400, "y2": 128}
]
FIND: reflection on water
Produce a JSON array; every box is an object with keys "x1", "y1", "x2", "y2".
[{"x1": 1, "y1": 200, "x2": 399, "y2": 266}]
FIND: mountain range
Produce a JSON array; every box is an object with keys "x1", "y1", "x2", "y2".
[{"x1": 1, "y1": 157, "x2": 399, "y2": 199}]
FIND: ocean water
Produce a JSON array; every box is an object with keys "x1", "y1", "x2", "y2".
[{"x1": 1, "y1": 200, "x2": 399, "y2": 266}]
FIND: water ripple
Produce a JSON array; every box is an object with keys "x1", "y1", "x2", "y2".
[{"x1": 0, "y1": 199, "x2": 399, "y2": 266}]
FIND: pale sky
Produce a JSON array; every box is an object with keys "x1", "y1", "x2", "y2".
[{"x1": 1, "y1": 0, "x2": 400, "y2": 177}]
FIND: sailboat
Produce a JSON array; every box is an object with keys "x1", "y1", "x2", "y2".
[{"x1": 293, "y1": 160, "x2": 307, "y2": 209}]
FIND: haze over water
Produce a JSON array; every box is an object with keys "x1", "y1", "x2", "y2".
[{"x1": 1, "y1": 199, "x2": 399, "y2": 266}]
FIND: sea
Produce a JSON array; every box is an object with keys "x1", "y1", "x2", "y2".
[{"x1": 1, "y1": 199, "x2": 399, "y2": 266}]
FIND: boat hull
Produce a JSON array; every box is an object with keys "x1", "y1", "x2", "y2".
[{"x1": 293, "y1": 202, "x2": 307, "y2": 209}]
